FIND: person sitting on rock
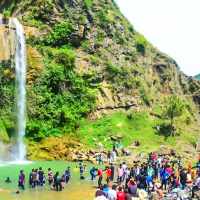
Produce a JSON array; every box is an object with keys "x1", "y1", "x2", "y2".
[{"x1": 121, "y1": 147, "x2": 126, "y2": 156}]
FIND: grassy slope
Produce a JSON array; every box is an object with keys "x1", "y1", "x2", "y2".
[{"x1": 78, "y1": 111, "x2": 183, "y2": 153}]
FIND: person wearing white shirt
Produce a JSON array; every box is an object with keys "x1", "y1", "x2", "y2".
[
  {"x1": 108, "y1": 185, "x2": 117, "y2": 200},
  {"x1": 112, "y1": 151, "x2": 116, "y2": 162},
  {"x1": 122, "y1": 162, "x2": 128, "y2": 181},
  {"x1": 158, "y1": 157, "x2": 162, "y2": 165}
]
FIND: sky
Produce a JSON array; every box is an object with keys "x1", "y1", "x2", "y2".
[{"x1": 117, "y1": 0, "x2": 200, "y2": 76}]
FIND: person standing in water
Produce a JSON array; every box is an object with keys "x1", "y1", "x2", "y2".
[
  {"x1": 29, "y1": 169, "x2": 34, "y2": 186},
  {"x1": 79, "y1": 163, "x2": 84, "y2": 174},
  {"x1": 48, "y1": 168, "x2": 53, "y2": 185},
  {"x1": 19, "y1": 170, "x2": 25, "y2": 190},
  {"x1": 38, "y1": 167, "x2": 45, "y2": 186},
  {"x1": 53, "y1": 172, "x2": 59, "y2": 190},
  {"x1": 90, "y1": 167, "x2": 96, "y2": 180},
  {"x1": 31, "y1": 170, "x2": 38, "y2": 188}
]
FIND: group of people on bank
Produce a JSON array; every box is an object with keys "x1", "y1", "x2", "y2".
[{"x1": 94, "y1": 153, "x2": 200, "y2": 199}]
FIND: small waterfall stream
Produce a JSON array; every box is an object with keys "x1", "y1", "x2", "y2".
[{"x1": 0, "y1": 16, "x2": 27, "y2": 162}]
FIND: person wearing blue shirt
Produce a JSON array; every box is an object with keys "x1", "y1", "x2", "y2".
[
  {"x1": 90, "y1": 167, "x2": 96, "y2": 180},
  {"x1": 103, "y1": 184, "x2": 109, "y2": 197},
  {"x1": 146, "y1": 175, "x2": 153, "y2": 194},
  {"x1": 98, "y1": 155, "x2": 103, "y2": 165},
  {"x1": 155, "y1": 164, "x2": 159, "y2": 179},
  {"x1": 160, "y1": 168, "x2": 169, "y2": 190},
  {"x1": 63, "y1": 167, "x2": 71, "y2": 184}
]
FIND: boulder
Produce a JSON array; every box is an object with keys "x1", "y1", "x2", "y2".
[
  {"x1": 110, "y1": 136, "x2": 117, "y2": 141},
  {"x1": 70, "y1": 25, "x2": 85, "y2": 45},
  {"x1": 89, "y1": 148, "x2": 95, "y2": 154},
  {"x1": 92, "y1": 137, "x2": 97, "y2": 141},
  {"x1": 24, "y1": 26, "x2": 41, "y2": 40}
]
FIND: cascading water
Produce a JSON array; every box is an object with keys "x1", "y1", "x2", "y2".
[
  {"x1": 12, "y1": 18, "x2": 27, "y2": 161},
  {"x1": 0, "y1": 15, "x2": 27, "y2": 163}
]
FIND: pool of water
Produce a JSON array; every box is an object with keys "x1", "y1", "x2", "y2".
[{"x1": 0, "y1": 161, "x2": 104, "y2": 200}]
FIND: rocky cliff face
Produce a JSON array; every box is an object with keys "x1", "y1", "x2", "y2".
[{"x1": 0, "y1": 0, "x2": 200, "y2": 158}]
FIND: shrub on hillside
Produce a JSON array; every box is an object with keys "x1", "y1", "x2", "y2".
[{"x1": 135, "y1": 36, "x2": 148, "y2": 55}]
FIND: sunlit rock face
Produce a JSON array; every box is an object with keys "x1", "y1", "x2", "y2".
[{"x1": 0, "y1": 14, "x2": 15, "y2": 65}]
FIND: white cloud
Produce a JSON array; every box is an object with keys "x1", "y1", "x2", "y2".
[{"x1": 117, "y1": 0, "x2": 200, "y2": 76}]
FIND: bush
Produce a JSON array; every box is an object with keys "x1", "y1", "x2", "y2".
[
  {"x1": 135, "y1": 36, "x2": 148, "y2": 55},
  {"x1": 83, "y1": 0, "x2": 92, "y2": 10},
  {"x1": 55, "y1": 49, "x2": 77, "y2": 70},
  {"x1": 95, "y1": 10, "x2": 110, "y2": 28},
  {"x1": 105, "y1": 61, "x2": 119, "y2": 75},
  {"x1": 128, "y1": 24, "x2": 134, "y2": 32},
  {"x1": 44, "y1": 20, "x2": 74, "y2": 45},
  {"x1": 140, "y1": 89, "x2": 151, "y2": 106},
  {"x1": 3, "y1": 10, "x2": 11, "y2": 18},
  {"x1": 81, "y1": 40, "x2": 90, "y2": 50}
]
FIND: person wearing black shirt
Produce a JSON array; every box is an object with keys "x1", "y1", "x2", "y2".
[
  {"x1": 110, "y1": 163, "x2": 115, "y2": 181},
  {"x1": 107, "y1": 151, "x2": 111, "y2": 163},
  {"x1": 180, "y1": 170, "x2": 187, "y2": 190},
  {"x1": 38, "y1": 167, "x2": 45, "y2": 186},
  {"x1": 53, "y1": 172, "x2": 59, "y2": 189},
  {"x1": 138, "y1": 172, "x2": 147, "y2": 191},
  {"x1": 130, "y1": 167, "x2": 135, "y2": 179}
]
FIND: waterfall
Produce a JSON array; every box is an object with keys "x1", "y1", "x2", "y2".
[
  {"x1": 12, "y1": 18, "x2": 27, "y2": 161},
  {"x1": 0, "y1": 16, "x2": 27, "y2": 162}
]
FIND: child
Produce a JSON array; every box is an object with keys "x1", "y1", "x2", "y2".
[
  {"x1": 43, "y1": 175, "x2": 46, "y2": 185},
  {"x1": 74, "y1": 166, "x2": 79, "y2": 172},
  {"x1": 84, "y1": 165, "x2": 87, "y2": 172}
]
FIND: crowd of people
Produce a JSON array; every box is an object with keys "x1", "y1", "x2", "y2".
[
  {"x1": 94, "y1": 153, "x2": 200, "y2": 199},
  {"x1": 15, "y1": 150, "x2": 200, "y2": 199},
  {"x1": 18, "y1": 163, "x2": 86, "y2": 191}
]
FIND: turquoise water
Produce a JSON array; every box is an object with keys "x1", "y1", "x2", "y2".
[{"x1": 0, "y1": 161, "x2": 104, "y2": 200}]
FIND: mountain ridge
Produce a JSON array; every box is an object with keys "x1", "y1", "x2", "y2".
[{"x1": 195, "y1": 73, "x2": 200, "y2": 81}]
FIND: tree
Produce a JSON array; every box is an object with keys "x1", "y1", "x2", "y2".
[{"x1": 165, "y1": 95, "x2": 184, "y2": 136}]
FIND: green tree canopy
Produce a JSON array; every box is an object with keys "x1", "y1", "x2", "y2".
[{"x1": 164, "y1": 95, "x2": 184, "y2": 136}]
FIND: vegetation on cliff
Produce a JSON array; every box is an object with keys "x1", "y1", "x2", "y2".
[{"x1": 0, "y1": 0, "x2": 200, "y2": 160}]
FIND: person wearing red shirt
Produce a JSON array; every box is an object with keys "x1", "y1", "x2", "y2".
[
  {"x1": 106, "y1": 167, "x2": 112, "y2": 184},
  {"x1": 96, "y1": 168, "x2": 103, "y2": 189},
  {"x1": 117, "y1": 187, "x2": 126, "y2": 200}
]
